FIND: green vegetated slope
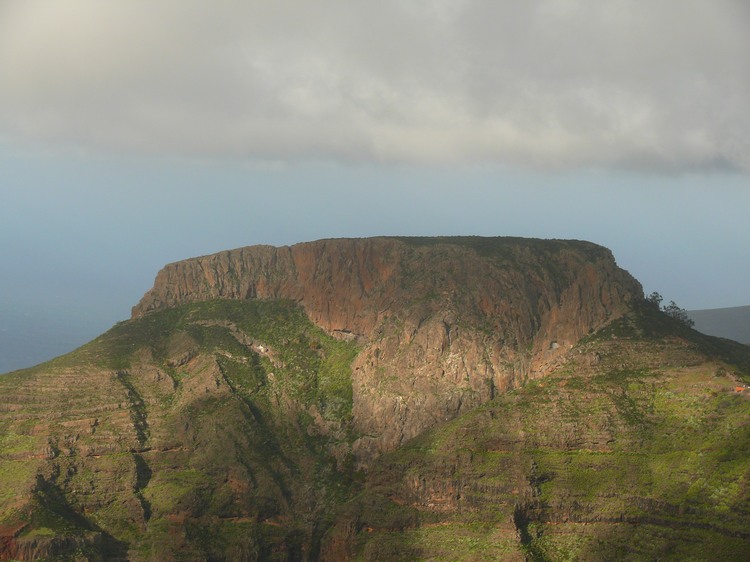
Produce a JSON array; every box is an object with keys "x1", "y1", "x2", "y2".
[
  {"x1": 1, "y1": 296, "x2": 750, "y2": 560},
  {"x1": 321, "y1": 306, "x2": 750, "y2": 561},
  {"x1": 0, "y1": 300, "x2": 359, "y2": 561}
]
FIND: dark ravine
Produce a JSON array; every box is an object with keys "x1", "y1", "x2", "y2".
[{"x1": 0, "y1": 236, "x2": 748, "y2": 561}]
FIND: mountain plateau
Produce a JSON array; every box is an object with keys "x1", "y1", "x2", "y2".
[{"x1": 0, "y1": 237, "x2": 747, "y2": 561}]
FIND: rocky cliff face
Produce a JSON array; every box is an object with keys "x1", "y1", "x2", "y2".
[
  {"x1": 321, "y1": 309, "x2": 750, "y2": 561},
  {"x1": 133, "y1": 237, "x2": 642, "y2": 463},
  {"x1": 3, "y1": 236, "x2": 749, "y2": 561}
]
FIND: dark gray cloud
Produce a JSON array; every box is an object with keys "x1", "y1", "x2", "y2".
[{"x1": 1, "y1": 0, "x2": 748, "y2": 170}]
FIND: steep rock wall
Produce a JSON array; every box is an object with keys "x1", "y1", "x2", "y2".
[{"x1": 133, "y1": 237, "x2": 643, "y2": 463}]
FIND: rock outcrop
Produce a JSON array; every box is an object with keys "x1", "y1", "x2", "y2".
[
  {"x1": 133, "y1": 237, "x2": 642, "y2": 462},
  {"x1": 3, "y1": 236, "x2": 750, "y2": 561},
  {"x1": 321, "y1": 310, "x2": 750, "y2": 561}
]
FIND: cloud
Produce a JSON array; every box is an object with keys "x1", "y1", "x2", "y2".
[{"x1": 0, "y1": 0, "x2": 748, "y2": 171}]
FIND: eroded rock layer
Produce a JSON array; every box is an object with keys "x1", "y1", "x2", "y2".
[
  {"x1": 2, "y1": 237, "x2": 750, "y2": 561},
  {"x1": 133, "y1": 237, "x2": 642, "y2": 462}
]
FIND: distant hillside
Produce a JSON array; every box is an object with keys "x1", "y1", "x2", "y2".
[{"x1": 689, "y1": 305, "x2": 750, "y2": 345}]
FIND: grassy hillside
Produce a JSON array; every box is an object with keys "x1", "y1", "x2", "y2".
[
  {"x1": 321, "y1": 307, "x2": 750, "y2": 561},
  {"x1": 2, "y1": 296, "x2": 750, "y2": 560},
  {"x1": 0, "y1": 300, "x2": 359, "y2": 560}
]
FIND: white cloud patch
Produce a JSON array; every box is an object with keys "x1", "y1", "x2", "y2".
[{"x1": 0, "y1": 0, "x2": 748, "y2": 171}]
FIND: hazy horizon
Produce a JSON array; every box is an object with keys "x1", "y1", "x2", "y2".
[
  {"x1": 1, "y1": 229, "x2": 748, "y2": 374},
  {"x1": 1, "y1": 1, "x2": 748, "y2": 372}
]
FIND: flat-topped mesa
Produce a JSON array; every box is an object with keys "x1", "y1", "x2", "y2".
[
  {"x1": 133, "y1": 236, "x2": 643, "y2": 462},
  {"x1": 133, "y1": 236, "x2": 641, "y2": 341},
  {"x1": 5, "y1": 235, "x2": 750, "y2": 560}
]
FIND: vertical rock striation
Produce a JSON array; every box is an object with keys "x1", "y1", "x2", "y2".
[{"x1": 133, "y1": 237, "x2": 642, "y2": 463}]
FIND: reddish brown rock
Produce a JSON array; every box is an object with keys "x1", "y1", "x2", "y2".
[{"x1": 132, "y1": 237, "x2": 642, "y2": 464}]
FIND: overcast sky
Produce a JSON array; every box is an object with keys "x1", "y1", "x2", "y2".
[{"x1": 1, "y1": 0, "x2": 749, "y2": 372}]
